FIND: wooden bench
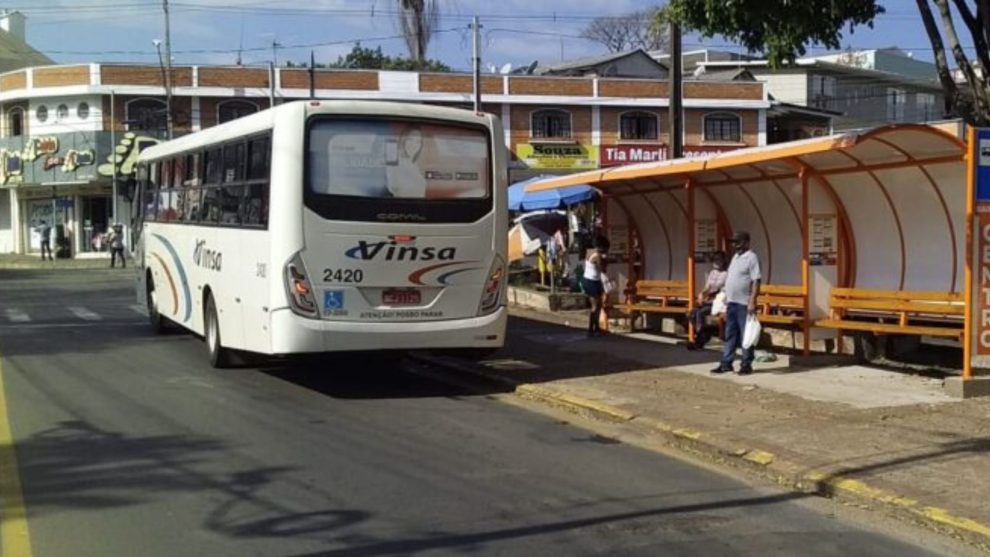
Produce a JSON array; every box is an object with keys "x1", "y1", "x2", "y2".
[
  {"x1": 618, "y1": 280, "x2": 690, "y2": 317},
  {"x1": 755, "y1": 284, "x2": 806, "y2": 327},
  {"x1": 815, "y1": 288, "x2": 964, "y2": 339}
]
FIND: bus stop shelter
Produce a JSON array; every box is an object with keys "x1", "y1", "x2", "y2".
[{"x1": 526, "y1": 124, "x2": 983, "y2": 381}]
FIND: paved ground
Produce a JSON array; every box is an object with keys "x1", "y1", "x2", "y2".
[{"x1": 420, "y1": 306, "x2": 990, "y2": 553}]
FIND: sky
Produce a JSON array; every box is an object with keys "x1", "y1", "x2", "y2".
[{"x1": 18, "y1": 1, "x2": 971, "y2": 72}]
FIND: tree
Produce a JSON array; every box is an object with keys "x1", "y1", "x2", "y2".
[
  {"x1": 324, "y1": 44, "x2": 451, "y2": 72},
  {"x1": 655, "y1": 0, "x2": 990, "y2": 125},
  {"x1": 397, "y1": 0, "x2": 439, "y2": 63},
  {"x1": 581, "y1": 9, "x2": 668, "y2": 53}
]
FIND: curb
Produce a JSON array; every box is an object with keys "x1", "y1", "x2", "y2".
[{"x1": 411, "y1": 352, "x2": 990, "y2": 553}]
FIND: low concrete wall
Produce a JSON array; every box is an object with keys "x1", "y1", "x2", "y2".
[{"x1": 507, "y1": 286, "x2": 588, "y2": 312}]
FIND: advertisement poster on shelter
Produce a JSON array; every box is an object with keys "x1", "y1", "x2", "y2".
[{"x1": 809, "y1": 214, "x2": 837, "y2": 266}]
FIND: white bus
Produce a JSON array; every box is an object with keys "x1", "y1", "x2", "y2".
[{"x1": 133, "y1": 100, "x2": 507, "y2": 367}]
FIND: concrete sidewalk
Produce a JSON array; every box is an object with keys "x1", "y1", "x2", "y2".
[
  {"x1": 426, "y1": 306, "x2": 990, "y2": 552},
  {"x1": 0, "y1": 253, "x2": 125, "y2": 270}
]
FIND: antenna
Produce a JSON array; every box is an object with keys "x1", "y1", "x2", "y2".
[{"x1": 236, "y1": 11, "x2": 244, "y2": 65}]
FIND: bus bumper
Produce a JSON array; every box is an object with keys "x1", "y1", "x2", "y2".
[{"x1": 268, "y1": 306, "x2": 507, "y2": 354}]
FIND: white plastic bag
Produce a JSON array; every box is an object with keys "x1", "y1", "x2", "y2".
[
  {"x1": 711, "y1": 291, "x2": 727, "y2": 315},
  {"x1": 742, "y1": 314, "x2": 762, "y2": 349},
  {"x1": 601, "y1": 274, "x2": 615, "y2": 294}
]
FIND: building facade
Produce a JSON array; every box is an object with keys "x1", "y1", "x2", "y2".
[{"x1": 0, "y1": 62, "x2": 773, "y2": 257}]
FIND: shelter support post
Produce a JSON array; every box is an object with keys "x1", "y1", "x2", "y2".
[
  {"x1": 800, "y1": 167, "x2": 811, "y2": 357},
  {"x1": 964, "y1": 127, "x2": 975, "y2": 381},
  {"x1": 687, "y1": 179, "x2": 696, "y2": 343}
]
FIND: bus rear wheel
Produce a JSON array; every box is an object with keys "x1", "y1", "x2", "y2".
[
  {"x1": 205, "y1": 294, "x2": 234, "y2": 369},
  {"x1": 146, "y1": 274, "x2": 167, "y2": 334}
]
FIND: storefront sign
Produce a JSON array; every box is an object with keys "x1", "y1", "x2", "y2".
[
  {"x1": 516, "y1": 143, "x2": 599, "y2": 170},
  {"x1": 98, "y1": 132, "x2": 160, "y2": 177},
  {"x1": 600, "y1": 144, "x2": 742, "y2": 167},
  {"x1": 809, "y1": 214, "x2": 838, "y2": 266}
]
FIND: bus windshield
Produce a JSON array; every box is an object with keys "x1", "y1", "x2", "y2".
[{"x1": 307, "y1": 119, "x2": 490, "y2": 200}]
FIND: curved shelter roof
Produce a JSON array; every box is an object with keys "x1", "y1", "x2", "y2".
[{"x1": 528, "y1": 124, "x2": 967, "y2": 293}]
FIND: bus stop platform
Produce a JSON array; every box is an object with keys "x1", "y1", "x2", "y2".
[{"x1": 421, "y1": 307, "x2": 990, "y2": 552}]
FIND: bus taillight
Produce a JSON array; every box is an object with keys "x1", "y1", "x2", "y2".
[
  {"x1": 478, "y1": 255, "x2": 505, "y2": 315},
  {"x1": 284, "y1": 253, "x2": 318, "y2": 317}
]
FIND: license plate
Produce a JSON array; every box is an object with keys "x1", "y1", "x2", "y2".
[{"x1": 383, "y1": 289, "x2": 421, "y2": 305}]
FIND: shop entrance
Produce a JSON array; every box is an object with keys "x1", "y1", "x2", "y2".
[{"x1": 82, "y1": 196, "x2": 110, "y2": 252}]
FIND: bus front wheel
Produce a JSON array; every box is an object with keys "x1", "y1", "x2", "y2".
[{"x1": 205, "y1": 294, "x2": 234, "y2": 369}]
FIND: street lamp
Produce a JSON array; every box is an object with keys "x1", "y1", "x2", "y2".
[{"x1": 152, "y1": 39, "x2": 173, "y2": 139}]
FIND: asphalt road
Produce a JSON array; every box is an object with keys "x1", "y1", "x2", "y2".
[{"x1": 0, "y1": 268, "x2": 973, "y2": 556}]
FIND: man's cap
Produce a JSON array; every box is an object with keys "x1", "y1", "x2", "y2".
[{"x1": 730, "y1": 231, "x2": 750, "y2": 242}]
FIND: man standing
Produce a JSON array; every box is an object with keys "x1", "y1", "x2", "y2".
[
  {"x1": 38, "y1": 220, "x2": 53, "y2": 261},
  {"x1": 712, "y1": 231, "x2": 761, "y2": 375}
]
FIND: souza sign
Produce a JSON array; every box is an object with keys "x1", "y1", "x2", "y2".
[
  {"x1": 600, "y1": 144, "x2": 742, "y2": 166},
  {"x1": 516, "y1": 143, "x2": 599, "y2": 170}
]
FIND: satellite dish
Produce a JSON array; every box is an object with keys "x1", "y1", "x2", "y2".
[
  {"x1": 488, "y1": 64, "x2": 497, "y2": 73},
  {"x1": 526, "y1": 60, "x2": 538, "y2": 74},
  {"x1": 500, "y1": 63, "x2": 512, "y2": 74}
]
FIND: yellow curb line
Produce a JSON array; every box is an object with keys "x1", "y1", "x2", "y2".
[
  {"x1": 515, "y1": 384, "x2": 636, "y2": 422},
  {"x1": 0, "y1": 357, "x2": 34, "y2": 557},
  {"x1": 414, "y1": 352, "x2": 990, "y2": 549}
]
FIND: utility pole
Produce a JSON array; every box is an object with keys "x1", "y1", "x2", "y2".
[
  {"x1": 162, "y1": 0, "x2": 174, "y2": 139},
  {"x1": 669, "y1": 20, "x2": 683, "y2": 159},
  {"x1": 309, "y1": 50, "x2": 315, "y2": 99},
  {"x1": 110, "y1": 89, "x2": 117, "y2": 224},
  {"x1": 471, "y1": 16, "x2": 482, "y2": 112}
]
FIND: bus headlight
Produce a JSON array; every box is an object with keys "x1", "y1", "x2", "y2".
[
  {"x1": 284, "y1": 253, "x2": 319, "y2": 318},
  {"x1": 478, "y1": 255, "x2": 505, "y2": 315}
]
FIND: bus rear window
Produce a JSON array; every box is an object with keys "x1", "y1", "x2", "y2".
[{"x1": 307, "y1": 120, "x2": 490, "y2": 200}]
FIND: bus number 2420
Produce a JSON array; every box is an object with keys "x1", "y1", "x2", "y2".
[{"x1": 323, "y1": 268, "x2": 364, "y2": 283}]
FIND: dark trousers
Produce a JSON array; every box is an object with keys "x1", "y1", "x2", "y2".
[
  {"x1": 110, "y1": 247, "x2": 125, "y2": 268},
  {"x1": 689, "y1": 303, "x2": 713, "y2": 347},
  {"x1": 720, "y1": 302, "x2": 755, "y2": 371},
  {"x1": 40, "y1": 240, "x2": 52, "y2": 260}
]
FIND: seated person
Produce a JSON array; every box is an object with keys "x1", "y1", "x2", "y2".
[{"x1": 687, "y1": 251, "x2": 727, "y2": 350}]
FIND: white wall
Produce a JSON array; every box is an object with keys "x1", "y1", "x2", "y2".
[{"x1": 30, "y1": 95, "x2": 103, "y2": 135}]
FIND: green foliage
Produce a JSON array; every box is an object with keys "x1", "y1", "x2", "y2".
[
  {"x1": 326, "y1": 44, "x2": 451, "y2": 72},
  {"x1": 657, "y1": 0, "x2": 884, "y2": 67}
]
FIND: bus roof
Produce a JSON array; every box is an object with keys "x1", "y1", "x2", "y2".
[{"x1": 138, "y1": 100, "x2": 496, "y2": 162}]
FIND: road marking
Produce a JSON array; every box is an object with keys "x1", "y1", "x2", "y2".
[
  {"x1": 3, "y1": 310, "x2": 29, "y2": 323},
  {"x1": 68, "y1": 306, "x2": 101, "y2": 321},
  {"x1": 0, "y1": 357, "x2": 35, "y2": 557}
]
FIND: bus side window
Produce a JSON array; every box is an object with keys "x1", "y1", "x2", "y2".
[
  {"x1": 181, "y1": 152, "x2": 202, "y2": 223},
  {"x1": 147, "y1": 162, "x2": 160, "y2": 221},
  {"x1": 158, "y1": 159, "x2": 175, "y2": 222},
  {"x1": 243, "y1": 135, "x2": 270, "y2": 228}
]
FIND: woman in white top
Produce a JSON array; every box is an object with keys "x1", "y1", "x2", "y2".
[{"x1": 582, "y1": 237, "x2": 609, "y2": 337}]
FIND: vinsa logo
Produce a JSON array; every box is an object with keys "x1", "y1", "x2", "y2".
[
  {"x1": 192, "y1": 239, "x2": 223, "y2": 271},
  {"x1": 345, "y1": 240, "x2": 456, "y2": 261}
]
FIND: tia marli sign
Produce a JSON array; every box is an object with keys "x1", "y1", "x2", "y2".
[{"x1": 599, "y1": 144, "x2": 741, "y2": 166}]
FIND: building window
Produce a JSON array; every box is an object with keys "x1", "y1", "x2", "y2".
[
  {"x1": 126, "y1": 98, "x2": 168, "y2": 138},
  {"x1": 810, "y1": 75, "x2": 836, "y2": 109},
  {"x1": 56, "y1": 104, "x2": 69, "y2": 121},
  {"x1": 77, "y1": 102, "x2": 90, "y2": 120},
  {"x1": 917, "y1": 93, "x2": 937, "y2": 122},
  {"x1": 531, "y1": 109, "x2": 572, "y2": 140},
  {"x1": 8, "y1": 108, "x2": 23, "y2": 137},
  {"x1": 619, "y1": 111, "x2": 658, "y2": 140},
  {"x1": 36, "y1": 105, "x2": 48, "y2": 123},
  {"x1": 703, "y1": 112, "x2": 741, "y2": 142},
  {"x1": 217, "y1": 100, "x2": 259, "y2": 124},
  {"x1": 887, "y1": 88, "x2": 906, "y2": 121}
]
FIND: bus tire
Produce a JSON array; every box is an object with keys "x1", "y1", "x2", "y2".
[
  {"x1": 205, "y1": 294, "x2": 234, "y2": 369},
  {"x1": 146, "y1": 273, "x2": 168, "y2": 334}
]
